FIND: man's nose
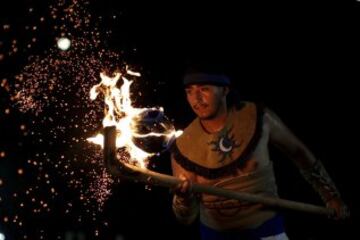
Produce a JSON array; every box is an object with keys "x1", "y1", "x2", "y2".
[{"x1": 195, "y1": 91, "x2": 203, "y2": 102}]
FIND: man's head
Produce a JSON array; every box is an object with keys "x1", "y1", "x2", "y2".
[{"x1": 183, "y1": 72, "x2": 230, "y2": 120}]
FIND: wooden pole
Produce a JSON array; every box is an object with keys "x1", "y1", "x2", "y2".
[{"x1": 103, "y1": 126, "x2": 333, "y2": 217}]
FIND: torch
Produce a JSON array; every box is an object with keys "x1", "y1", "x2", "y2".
[{"x1": 102, "y1": 125, "x2": 333, "y2": 216}]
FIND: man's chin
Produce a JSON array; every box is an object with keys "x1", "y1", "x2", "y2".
[{"x1": 198, "y1": 113, "x2": 216, "y2": 120}]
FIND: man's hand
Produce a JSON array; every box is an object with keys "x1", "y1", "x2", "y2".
[
  {"x1": 326, "y1": 197, "x2": 350, "y2": 220},
  {"x1": 172, "y1": 174, "x2": 194, "y2": 203},
  {"x1": 171, "y1": 174, "x2": 199, "y2": 224}
]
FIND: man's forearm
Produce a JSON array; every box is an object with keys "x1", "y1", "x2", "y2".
[{"x1": 300, "y1": 160, "x2": 341, "y2": 203}]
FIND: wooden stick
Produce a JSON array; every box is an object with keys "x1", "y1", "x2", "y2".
[{"x1": 103, "y1": 126, "x2": 333, "y2": 217}]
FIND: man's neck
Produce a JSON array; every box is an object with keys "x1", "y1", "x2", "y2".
[{"x1": 200, "y1": 106, "x2": 228, "y2": 134}]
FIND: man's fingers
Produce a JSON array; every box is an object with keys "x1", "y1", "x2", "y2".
[
  {"x1": 327, "y1": 204, "x2": 350, "y2": 220},
  {"x1": 173, "y1": 174, "x2": 193, "y2": 198},
  {"x1": 180, "y1": 179, "x2": 191, "y2": 193},
  {"x1": 179, "y1": 174, "x2": 187, "y2": 181}
]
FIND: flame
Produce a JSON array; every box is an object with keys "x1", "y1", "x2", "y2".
[{"x1": 87, "y1": 70, "x2": 182, "y2": 168}]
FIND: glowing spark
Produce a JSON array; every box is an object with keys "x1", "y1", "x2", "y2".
[
  {"x1": 87, "y1": 134, "x2": 103, "y2": 148},
  {"x1": 57, "y1": 37, "x2": 71, "y2": 50},
  {"x1": 1, "y1": 0, "x2": 127, "y2": 237},
  {"x1": 88, "y1": 169, "x2": 114, "y2": 210},
  {"x1": 126, "y1": 69, "x2": 141, "y2": 77}
]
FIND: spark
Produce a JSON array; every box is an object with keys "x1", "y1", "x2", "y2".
[
  {"x1": 0, "y1": 0, "x2": 176, "y2": 238},
  {"x1": 57, "y1": 37, "x2": 71, "y2": 50},
  {"x1": 17, "y1": 169, "x2": 24, "y2": 175}
]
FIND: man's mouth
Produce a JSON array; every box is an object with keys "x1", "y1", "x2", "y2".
[{"x1": 194, "y1": 104, "x2": 208, "y2": 111}]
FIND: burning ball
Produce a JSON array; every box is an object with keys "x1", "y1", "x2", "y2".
[{"x1": 132, "y1": 109, "x2": 175, "y2": 154}]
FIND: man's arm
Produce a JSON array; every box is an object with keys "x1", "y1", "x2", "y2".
[
  {"x1": 265, "y1": 108, "x2": 349, "y2": 219},
  {"x1": 171, "y1": 155, "x2": 199, "y2": 224}
]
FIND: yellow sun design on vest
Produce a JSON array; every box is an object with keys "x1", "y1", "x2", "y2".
[{"x1": 208, "y1": 126, "x2": 241, "y2": 164}]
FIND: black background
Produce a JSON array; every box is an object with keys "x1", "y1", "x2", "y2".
[{"x1": 0, "y1": 0, "x2": 358, "y2": 239}]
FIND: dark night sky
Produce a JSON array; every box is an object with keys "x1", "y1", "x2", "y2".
[{"x1": 0, "y1": 1, "x2": 359, "y2": 239}]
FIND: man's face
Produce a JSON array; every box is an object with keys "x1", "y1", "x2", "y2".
[{"x1": 185, "y1": 84, "x2": 227, "y2": 120}]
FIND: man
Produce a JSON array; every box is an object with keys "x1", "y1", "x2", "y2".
[{"x1": 170, "y1": 70, "x2": 349, "y2": 240}]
